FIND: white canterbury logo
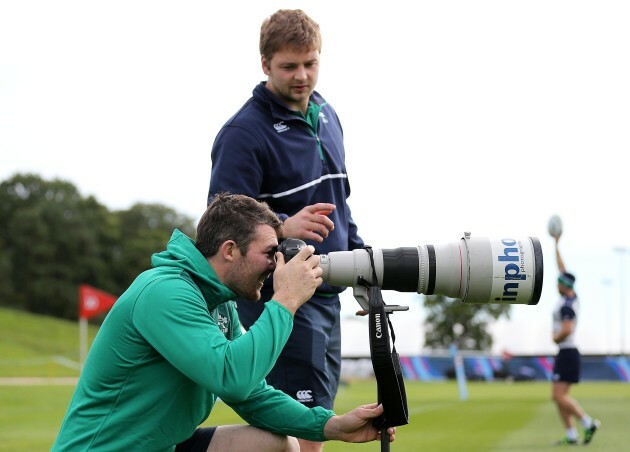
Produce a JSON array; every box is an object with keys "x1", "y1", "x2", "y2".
[
  {"x1": 296, "y1": 390, "x2": 313, "y2": 403},
  {"x1": 273, "y1": 121, "x2": 290, "y2": 133}
]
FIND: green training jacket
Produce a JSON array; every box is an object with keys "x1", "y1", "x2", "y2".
[{"x1": 52, "y1": 230, "x2": 334, "y2": 451}]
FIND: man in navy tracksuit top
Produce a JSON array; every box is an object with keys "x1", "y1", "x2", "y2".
[{"x1": 208, "y1": 9, "x2": 363, "y2": 452}]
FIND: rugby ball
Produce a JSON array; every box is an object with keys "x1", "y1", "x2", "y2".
[{"x1": 548, "y1": 215, "x2": 563, "y2": 238}]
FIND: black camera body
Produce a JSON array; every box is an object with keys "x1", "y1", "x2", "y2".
[{"x1": 277, "y1": 238, "x2": 307, "y2": 262}]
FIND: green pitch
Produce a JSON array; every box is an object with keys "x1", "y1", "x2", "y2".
[
  {"x1": 1, "y1": 380, "x2": 628, "y2": 451},
  {"x1": 1, "y1": 308, "x2": 628, "y2": 450}
]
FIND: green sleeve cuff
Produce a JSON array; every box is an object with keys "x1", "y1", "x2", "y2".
[{"x1": 267, "y1": 298, "x2": 293, "y2": 317}]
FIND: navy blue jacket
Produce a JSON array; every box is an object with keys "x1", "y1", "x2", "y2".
[{"x1": 209, "y1": 82, "x2": 363, "y2": 296}]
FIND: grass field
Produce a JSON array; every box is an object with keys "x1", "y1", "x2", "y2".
[
  {"x1": 1, "y1": 380, "x2": 628, "y2": 451},
  {"x1": 1, "y1": 307, "x2": 629, "y2": 451},
  {"x1": 0, "y1": 307, "x2": 97, "y2": 378}
]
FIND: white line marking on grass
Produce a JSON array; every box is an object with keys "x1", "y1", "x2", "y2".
[
  {"x1": 53, "y1": 356, "x2": 81, "y2": 370},
  {"x1": 407, "y1": 402, "x2": 459, "y2": 415}
]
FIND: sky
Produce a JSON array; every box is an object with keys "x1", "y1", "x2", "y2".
[{"x1": 1, "y1": 0, "x2": 629, "y2": 356}]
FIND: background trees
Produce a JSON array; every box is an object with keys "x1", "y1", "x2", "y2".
[
  {"x1": 0, "y1": 173, "x2": 195, "y2": 319},
  {"x1": 423, "y1": 294, "x2": 511, "y2": 350}
]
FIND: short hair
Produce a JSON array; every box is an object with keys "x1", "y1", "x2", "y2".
[
  {"x1": 196, "y1": 193, "x2": 282, "y2": 257},
  {"x1": 259, "y1": 9, "x2": 321, "y2": 61},
  {"x1": 558, "y1": 272, "x2": 576, "y2": 289}
]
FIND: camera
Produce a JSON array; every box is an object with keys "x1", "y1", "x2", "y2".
[{"x1": 278, "y1": 233, "x2": 543, "y2": 311}]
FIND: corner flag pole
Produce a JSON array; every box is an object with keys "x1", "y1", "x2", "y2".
[
  {"x1": 78, "y1": 284, "x2": 118, "y2": 373},
  {"x1": 450, "y1": 344, "x2": 468, "y2": 401},
  {"x1": 79, "y1": 316, "x2": 87, "y2": 372}
]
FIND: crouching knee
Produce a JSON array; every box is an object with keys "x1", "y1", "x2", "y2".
[
  {"x1": 267, "y1": 434, "x2": 299, "y2": 452},
  {"x1": 283, "y1": 436, "x2": 300, "y2": 452},
  {"x1": 257, "y1": 431, "x2": 299, "y2": 452},
  {"x1": 209, "y1": 425, "x2": 300, "y2": 451}
]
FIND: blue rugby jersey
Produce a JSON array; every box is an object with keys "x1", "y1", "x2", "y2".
[{"x1": 553, "y1": 294, "x2": 579, "y2": 349}]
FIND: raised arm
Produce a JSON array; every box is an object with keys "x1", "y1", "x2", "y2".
[{"x1": 555, "y1": 235, "x2": 567, "y2": 274}]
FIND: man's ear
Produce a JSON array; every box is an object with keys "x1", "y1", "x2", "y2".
[
  {"x1": 261, "y1": 56, "x2": 271, "y2": 75},
  {"x1": 219, "y1": 240, "x2": 239, "y2": 262}
]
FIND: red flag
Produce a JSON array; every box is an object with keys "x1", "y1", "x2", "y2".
[{"x1": 79, "y1": 284, "x2": 117, "y2": 319}]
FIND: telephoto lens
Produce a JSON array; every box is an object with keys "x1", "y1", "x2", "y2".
[{"x1": 317, "y1": 234, "x2": 543, "y2": 305}]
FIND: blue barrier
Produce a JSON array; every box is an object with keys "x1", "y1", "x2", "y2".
[{"x1": 397, "y1": 354, "x2": 630, "y2": 382}]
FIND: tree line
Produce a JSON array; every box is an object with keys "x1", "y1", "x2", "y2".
[
  {"x1": 0, "y1": 173, "x2": 195, "y2": 320},
  {"x1": 0, "y1": 173, "x2": 507, "y2": 350},
  {"x1": 422, "y1": 294, "x2": 510, "y2": 351}
]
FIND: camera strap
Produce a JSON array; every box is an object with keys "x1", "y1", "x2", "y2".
[{"x1": 362, "y1": 246, "x2": 409, "y2": 430}]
